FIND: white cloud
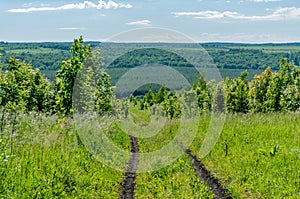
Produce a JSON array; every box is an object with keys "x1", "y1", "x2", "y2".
[
  {"x1": 97, "y1": 0, "x2": 132, "y2": 9},
  {"x1": 173, "y1": 11, "x2": 242, "y2": 19},
  {"x1": 8, "y1": 0, "x2": 132, "y2": 13},
  {"x1": 126, "y1": 20, "x2": 152, "y2": 26},
  {"x1": 172, "y1": 7, "x2": 300, "y2": 21}
]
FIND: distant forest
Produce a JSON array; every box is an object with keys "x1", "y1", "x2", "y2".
[{"x1": 1, "y1": 41, "x2": 300, "y2": 82}]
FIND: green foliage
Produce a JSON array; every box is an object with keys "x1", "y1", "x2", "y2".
[
  {"x1": 224, "y1": 71, "x2": 250, "y2": 113},
  {"x1": 1, "y1": 37, "x2": 113, "y2": 116},
  {"x1": 1, "y1": 41, "x2": 300, "y2": 199},
  {"x1": 109, "y1": 48, "x2": 193, "y2": 68},
  {"x1": 193, "y1": 75, "x2": 211, "y2": 112},
  {"x1": 162, "y1": 92, "x2": 181, "y2": 119},
  {"x1": 73, "y1": 48, "x2": 103, "y2": 113},
  {"x1": 210, "y1": 82, "x2": 226, "y2": 113},
  {"x1": 137, "y1": 87, "x2": 181, "y2": 120},
  {"x1": 55, "y1": 36, "x2": 91, "y2": 115},
  {"x1": 0, "y1": 57, "x2": 52, "y2": 112},
  {"x1": 249, "y1": 67, "x2": 273, "y2": 112},
  {"x1": 143, "y1": 89, "x2": 155, "y2": 107},
  {"x1": 277, "y1": 59, "x2": 300, "y2": 111},
  {"x1": 249, "y1": 59, "x2": 300, "y2": 112},
  {"x1": 129, "y1": 94, "x2": 137, "y2": 106},
  {"x1": 155, "y1": 85, "x2": 167, "y2": 104},
  {"x1": 94, "y1": 72, "x2": 113, "y2": 115}
]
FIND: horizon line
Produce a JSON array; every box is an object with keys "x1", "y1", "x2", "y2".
[{"x1": 1, "y1": 40, "x2": 300, "y2": 45}]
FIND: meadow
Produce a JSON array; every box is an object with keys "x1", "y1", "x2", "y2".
[{"x1": 0, "y1": 110, "x2": 299, "y2": 198}]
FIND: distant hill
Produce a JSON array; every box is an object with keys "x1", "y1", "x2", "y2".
[{"x1": 1, "y1": 42, "x2": 299, "y2": 83}]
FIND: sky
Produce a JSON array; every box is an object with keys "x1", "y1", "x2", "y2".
[{"x1": 0, "y1": 0, "x2": 300, "y2": 43}]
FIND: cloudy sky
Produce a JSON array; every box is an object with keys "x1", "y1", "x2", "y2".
[{"x1": 0, "y1": 0, "x2": 300, "y2": 42}]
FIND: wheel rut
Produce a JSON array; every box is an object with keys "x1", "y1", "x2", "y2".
[
  {"x1": 119, "y1": 135, "x2": 139, "y2": 199},
  {"x1": 184, "y1": 148, "x2": 232, "y2": 199}
]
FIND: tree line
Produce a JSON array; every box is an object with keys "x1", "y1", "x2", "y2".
[
  {"x1": 0, "y1": 37, "x2": 112, "y2": 116},
  {"x1": 1, "y1": 38, "x2": 299, "y2": 118},
  {"x1": 193, "y1": 58, "x2": 300, "y2": 113},
  {"x1": 131, "y1": 58, "x2": 300, "y2": 117}
]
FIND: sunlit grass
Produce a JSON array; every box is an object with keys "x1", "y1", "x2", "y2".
[{"x1": 189, "y1": 113, "x2": 300, "y2": 198}]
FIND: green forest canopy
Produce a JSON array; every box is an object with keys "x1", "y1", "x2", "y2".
[{"x1": 0, "y1": 42, "x2": 300, "y2": 82}]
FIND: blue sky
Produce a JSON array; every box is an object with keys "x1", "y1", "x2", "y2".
[{"x1": 0, "y1": 0, "x2": 300, "y2": 42}]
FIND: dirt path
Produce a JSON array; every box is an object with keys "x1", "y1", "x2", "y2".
[
  {"x1": 184, "y1": 148, "x2": 232, "y2": 199},
  {"x1": 119, "y1": 135, "x2": 139, "y2": 199}
]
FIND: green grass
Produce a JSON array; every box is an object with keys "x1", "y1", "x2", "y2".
[
  {"x1": 129, "y1": 104, "x2": 151, "y2": 126},
  {"x1": 0, "y1": 113, "x2": 127, "y2": 198},
  {"x1": 188, "y1": 113, "x2": 300, "y2": 198},
  {"x1": 132, "y1": 113, "x2": 214, "y2": 198},
  {"x1": 135, "y1": 155, "x2": 214, "y2": 199},
  {"x1": 1, "y1": 111, "x2": 299, "y2": 198}
]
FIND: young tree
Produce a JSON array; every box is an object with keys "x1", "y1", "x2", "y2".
[
  {"x1": 265, "y1": 59, "x2": 296, "y2": 112},
  {"x1": 210, "y1": 82, "x2": 226, "y2": 113},
  {"x1": 129, "y1": 94, "x2": 137, "y2": 106},
  {"x1": 279, "y1": 60, "x2": 300, "y2": 111},
  {"x1": 193, "y1": 75, "x2": 211, "y2": 112},
  {"x1": 55, "y1": 36, "x2": 91, "y2": 115},
  {"x1": 249, "y1": 67, "x2": 273, "y2": 112},
  {"x1": 144, "y1": 89, "x2": 155, "y2": 107},
  {"x1": 155, "y1": 85, "x2": 167, "y2": 104},
  {"x1": 163, "y1": 91, "x2": 181, "y2": 119},
  {"x1": 224, "y1": 71, "x2": 249, "y2": 113},
  {"x1": 94, "y1": 72, "x2": 113, "y2": 115},
  {"x1": 0, "y1": 57, "x2": 52, "y2": 112}
]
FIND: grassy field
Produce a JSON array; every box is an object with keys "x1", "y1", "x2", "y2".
[
  {"x1": 135, "y1": 155, "x2": 214, "y2": 199},
  {"x1": 0, "y1": 110, "x2": 299, "y2": 198},
  {"x1": 0, "y1": 113, "x2": 128, "y2": 198},
  {"x1": 188, "y1": 113, "x2": 300, "y2": 198}
]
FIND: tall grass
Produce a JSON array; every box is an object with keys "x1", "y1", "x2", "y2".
[{"x1": 189, "y1": 113, "x2": 300, "y2": 198}]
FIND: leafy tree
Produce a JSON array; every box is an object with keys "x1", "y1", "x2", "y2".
[
  {"x1": 210, "y1": 82, "x2": 226, "y2": 113},
  {"x1": 139, "y1": 89, "x2": 157, "y2": 110},
  {"x1": 94, "y1": 72, "x2": 113, "y2": 115},
  {"x1": 55, "y1": 36, "x2": 91, "y2": 115},
  {"x1": 278, "y1": 60, "x2": 300, "y2": 111},
  {"x1": 0, "y1": 57, "x2": 52, "y2": 112},
  {"x1": 193, "y1": 75, "x2": 211, "y2": 112},
  {"x1": 265, "y1": 59, "x2": 296, "y2": 112},
  {"x1": 129, "y1": 94, "x2": 137, "y2": 106},
  {"x1": 73, "y1": 48, "x2": 103, "y2": 113},
  {"x1": 249, "y1": 67, "x2": 273, "y2": 112},
  {"x1": 163, "y1": 91, "x2": 181, "y2": 119},
  {"x1": 249, "y1": 59, "x2": 300, "y2": 112},
  {"x1": 224, "y1": 71, "x2": 249, "y2": 113},
  {"x1": 144, "y1": 89, "x2": 155, "y2": 107},
  {"x1": 280, "y1": 84, "x2": 300, "y2": 111},
  {"x1": 155, "y1": 85, "x2": 167, "y2": 104}
]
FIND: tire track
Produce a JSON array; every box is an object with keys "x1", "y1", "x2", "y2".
[
  {"x1": 119, "y1": 135, "x2": 139, "y2": 199},
  {"x1": 184, "y1": 148, "x2": 232, "y2": 199}
]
